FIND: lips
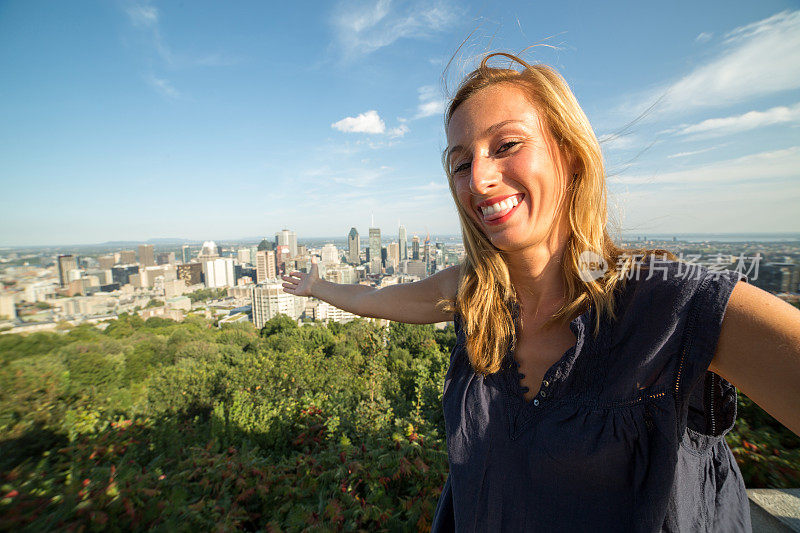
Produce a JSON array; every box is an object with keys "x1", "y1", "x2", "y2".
[{"x1": 475, "y1": 193, "x2": 525, "y2": 223}]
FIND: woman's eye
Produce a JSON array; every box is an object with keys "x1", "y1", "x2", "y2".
[
  {"x1": 497, "y1": 141, "x2": 520, "y2": 153},
  {"x1": 453, "y1": 161, "x2": 471, "y2": 174}
]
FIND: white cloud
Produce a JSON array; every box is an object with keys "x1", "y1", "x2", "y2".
[
  {"x1": 388, "y1": 124, "x2": 410, "y2": 138},
  {"x1": 610, "y1": 146, "x2": 800, "y2": 186},
  {"x1": 634, "y1": 10, "x2": 800, "y2": 114},
  {"x1": 331, "y1": 0, "x2": 460, "y2": 60},
  {"x1": 666, "y1": 146, "x2": 719, "y2": 159},
  {"x1": 695, "y1": 32, "x2": 713, "y2": 43},
  {"x1": 415, "y1": 85, "x2": 446, "y2": 119},
  {"x1": 125, "y1": 3, "x2": 158, "y2": 28},
  {"x1": 146, "y1": 75, "x2": 180, "y2": 98},
  {"x1": 673, "y1": 103, "x2": 800, "y2": 137},
  {"x1": 331, "y1": 110, "x2": 386, "y2": 134}
]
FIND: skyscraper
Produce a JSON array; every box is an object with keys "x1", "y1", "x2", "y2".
[
  {"x1": 369, "y1": 227, "x2": 381, "y2": 274},
  {"x1": 58, "y1": 254, "x2": 78, "y2": 288},
  {"x1": 256, "y1": 250, "x2": 276, "y2": 283},
  {"x1": 398, "y1": 225, "x2": 407, "y2": 261},
  {"x1": 119, "y1": 250, "x2": 136, "y2": 264},
  {"x1": 181, "y1": 245, "x2": 191, "y2": 264},
  {"x1": 347, "y1": 228, "x2": 360, "y2": 265},
  {"x1": 412, "y1": 235, "x2": 420, "y2": 260},
  {"x1": 138, "y1": 244, "x2": 155, "y2": 267},
  {"x1": 275, "y1": 229, "x2": 298, "y2": 258}
]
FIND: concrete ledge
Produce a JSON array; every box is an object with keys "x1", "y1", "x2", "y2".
[{"x1": 748, "y1": 489, "x2": 800, "y2": 532}]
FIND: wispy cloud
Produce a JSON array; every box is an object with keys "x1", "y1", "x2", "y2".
[
  {"x1": 667, "y1": 146, "x2": 719, "y2": 159},
  {"x1": 631, "y1": 10, "x2": 800, "y2": 114},
  {"x1": 695, "y1": 32, "x2": 713, "y2": 43},
  {"x1": 414, "y1": 85, "x2": 446, "y2": 119},
  {"x1": 330, "y1": 0, "x2": 461, "y2": 61},
  {"x1": 146, "y1": 74, "x2": 180, "y2": 98},
  {"x1": 610, "y1": 146, "x2": 800, "y2": 186},
  {"x1": 671, "y1": 103, "x2": 800, "y2": 137}
]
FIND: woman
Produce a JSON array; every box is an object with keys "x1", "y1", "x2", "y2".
[{"x1": 282, "y1": 52, "x2": 800, "y2": 531}]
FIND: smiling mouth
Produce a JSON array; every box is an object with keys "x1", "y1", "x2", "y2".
[{"x1": 476, "y1": 193, "x2": 524, "y2": 222}]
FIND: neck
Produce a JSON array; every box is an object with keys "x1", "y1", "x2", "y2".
[{"x1": 503, "y1": 220, "x2": 571, "y2": 327}]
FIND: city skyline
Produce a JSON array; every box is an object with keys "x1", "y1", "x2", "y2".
[{"x1": 1, "y1": 2, "x2": 799, "y2": 246}]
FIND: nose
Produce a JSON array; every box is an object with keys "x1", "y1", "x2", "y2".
[{"x1": 468, "y1": 155, "x2": 500, "y2": 195}]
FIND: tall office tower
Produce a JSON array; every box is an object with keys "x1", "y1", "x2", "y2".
[
  {"x1": 255, "y1": 250, "x2": 276, "y2": 283},
  {"x1": 98, "y1": 255, "x2": 115, "y2": 270},
  {"x1": 411, "y1": 235, "x2": 420, "y2": 260},
  {"x1": 423, "y1": 233, "x2": 432, "y2": 274},
  {"x1": 157, "y1": 252, "x2": 175, "y2": 265},
  {"x1": 237, "y1": 248, "x2": 251, "y2": 265},
  {"x1": 177, "y1": 263, "x2": 203, "y2": 286},
  {"x1": 321, "y1": 244, "x2": 339, "y2": 265},
  {"x1": 249, "y1": 246, "x2": 259, "y2": 264},
  {"x1": 119, "y1": 250, "x2": 136, "y2": 264},
  {"x1": 202, "y1": 257, "x2": 235, "y2": 288},
  {"x1": 275, "y1": 229, "x2": 298, "y2": 258},
  {"x1": 181, "y1": 245, "x2": 191, "y2": 264},
  {"x1": 197, "y1": 241, "x2": 220, "y2": 261},
  {"x1": 388, "y1": 242, "x2": 399, "y2": 271},
  {"x1": 347, "y1": 228, "x2": 360, "y2": 264},
  {"x1": 369, "y1": 227, "x2": 382, "y2": 274},
  {"x1": 398, "y1": 225, "x2": 408, "y2": 261},
  {"x1": 58, "y1": 254, "x2": 78, "y2": 288},
  {"x1": 251, "y1": 283, "x2": 307, "y2": 327},
  {"x1": 138, "y1": 244, "x2": 155, "y2": 267}
]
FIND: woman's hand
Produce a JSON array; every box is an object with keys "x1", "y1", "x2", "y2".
[{"x1": 281, "y1": 256, "x2": 320, "y2": 297}]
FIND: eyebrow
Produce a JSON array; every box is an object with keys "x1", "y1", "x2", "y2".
[{"x1": 446, "y1": 119, "x2": 526, "y2": 163}]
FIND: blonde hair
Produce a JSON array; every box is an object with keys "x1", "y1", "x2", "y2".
[{"x1": 438, "y1": 52, "x2": 677, "y2": 375}]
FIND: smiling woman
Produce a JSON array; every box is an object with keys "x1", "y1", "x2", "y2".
[{"x1": 282, "y1": 51, "x2": 800, "y2": 532}]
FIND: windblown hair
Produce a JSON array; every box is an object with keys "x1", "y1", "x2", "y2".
[{"x1": 438, "y1": 52, "x2": 677, "y2": 375}]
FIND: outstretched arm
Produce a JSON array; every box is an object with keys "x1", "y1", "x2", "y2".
[
  {"x1": 710, "y1": 281, "x2": 800, "y2": 436},
  {"x1": 282, "y1": 259, "x2": 459, "y2": 324}
]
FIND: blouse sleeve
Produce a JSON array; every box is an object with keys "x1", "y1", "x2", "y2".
[{"x1": 674, "y1": 265, "x2": 748, "y2": 438}]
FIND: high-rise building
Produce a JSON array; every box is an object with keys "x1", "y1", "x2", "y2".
[
  {"x1": 197, "y1": 241, "x2": 220, "y2": 261},
  {"x1": 156, "y1": 252, "x2": 175, "y2": 265},
  {"x1": 119, "y1": 250, "x2": 136, "y2": 264},
  {"x1": 237, "y1": 248, "x2": 251, "y2": 265},
  {"x1": 323, "y1": 263, "x2": 357, "y2": 284},
  {"x1": 111, "y1": 264, "x2": 140, "y2": 286},
  {"x1": 369, "y1": 227, "x2": 382, "y2": 274},
  {"x1": 177, "y1": 263, "x2": 203, "y2": 286},
  {"x1": 347, "y1": 228, "x2": 360, "y2": 265},
  {"x1": 388, "y1": 242, "x2": 400, "y2": 271},
  {"x1": 411, "y1": 235, "x2": 420, "y2": 260},
  {"x1": 321, "y1": 244, "x2": 339, "y2": 266},
  {"x1": 98, "y1": 255, "x2": 115, "y2": 270},
  {"x1": 58, "y1": 255, "x2": 78, "y2": 288},
  {"x1": 423, "y1": 233, "x2": 431, "y2": 272},
  {"x1": 138, "y1": 244, "x2": 155, "y2": 267},
  {"x1": 399, "y1": 225, "x2": 407, "y2": 261},
  {"x1": 202, "y1": 258, "x2": 235, "y2": 288},
  {"x1": 251, "y1": 282, "x2": 307, "y2": 327},
  {"x1": 181, "y1": 245, "x2": 192, "y2": 264},
  {"x1": 255, "y1": 250, "x2": 277, "y2": 283},
  {"x1": 275, "y1": 229, "x2": 297, "y2": 258}
]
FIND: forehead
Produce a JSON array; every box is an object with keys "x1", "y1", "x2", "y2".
[{"x1": 446, "y1": 83, "x2": 542, "y2": 146}]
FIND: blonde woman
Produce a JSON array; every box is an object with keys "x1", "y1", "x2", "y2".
[{"x1": 282, "y1": 52, "x2": 800, "y2": 532}]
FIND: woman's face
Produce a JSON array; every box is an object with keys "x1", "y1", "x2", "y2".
[{"x1": 446, "y1": 82, "x2": 573, "y2": 253}]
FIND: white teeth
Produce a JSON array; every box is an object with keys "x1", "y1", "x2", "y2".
[{"x1": 480, "y1": 195, "x2": 521, "y2": 217}]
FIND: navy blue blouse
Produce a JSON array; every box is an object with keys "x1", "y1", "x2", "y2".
[{"x1": 431, "y1": 260, "x2": 752, "y2": 532}]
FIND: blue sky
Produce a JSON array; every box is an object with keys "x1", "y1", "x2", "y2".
[{"x1": 1, "y1": 0, "x2": 798, "y2": 247}]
